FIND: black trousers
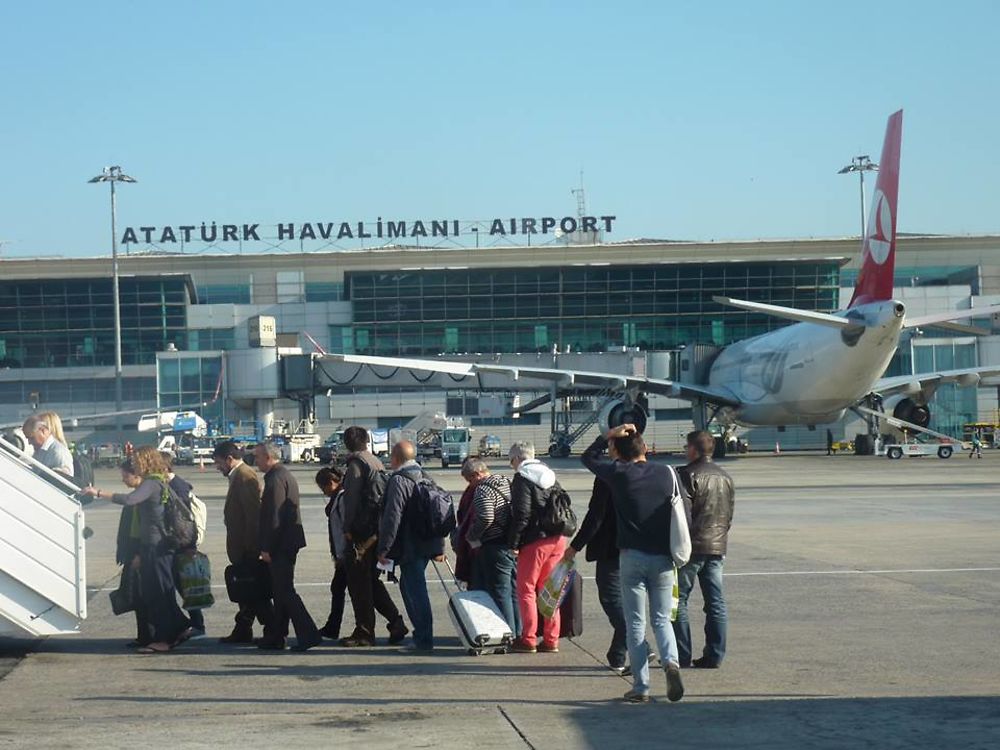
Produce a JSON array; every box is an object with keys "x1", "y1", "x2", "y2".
[
  {"x1": 322, "y1": 561, "x2": 348, "y2": 635},
  {"x1": 344, "y1": 545, "x2": 402, "y2": 641},
  {"x1": 233, "y1": 559, "x2": 277, "y2": 638},
  {"x1": 595, "y1": 556, "x2": 628, "y2": 668},
  {"x1": 268, "y1": 552, "x2": 319, "y2": 643}
]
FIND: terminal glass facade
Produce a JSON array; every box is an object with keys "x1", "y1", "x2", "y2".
[
  {"x1": 157, "y1": 354, "x2": 225, "y2": 423},
  {"x1": 0, "y1": 277, "x2": 190, "y2": 368},
  {"x1": 340, "y1": 262, "x2": 841, "y2": 356}
]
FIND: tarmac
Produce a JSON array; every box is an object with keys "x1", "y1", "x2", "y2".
[{"x1": 1, "y1": 451, "x2": 999, "y2": 749}]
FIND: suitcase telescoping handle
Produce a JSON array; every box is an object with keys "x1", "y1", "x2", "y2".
[{"x1": 431, "y1": 555, "x2": 465, "y2": 596}]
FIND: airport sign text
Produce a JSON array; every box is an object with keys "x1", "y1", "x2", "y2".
[{"x1": 120, "y1": 215, "x2": 617, "y2": 245}]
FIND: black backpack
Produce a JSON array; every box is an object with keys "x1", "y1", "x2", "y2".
[
  {"x1": 349, "y1": 458, "x2": 389, "y2": 540},
  {"x1": 410, "y1": 477, "x2": 457, "y2": 540},
  {"x1": 538, "y1": 482, "x2": 578, "y2": 537},
  {"x1": 72, "y1": 452, "x2": 94, "y2": 488},
  {"x1": 161, "y1": 481, "x2": 198, "y2": 550}
]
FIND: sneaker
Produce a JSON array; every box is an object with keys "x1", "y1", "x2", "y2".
[
  {"x1": 665, "y1": 663, "x2": 685, "y2": 702},
  {"x1": 692, "y1": 656, "x2": 720, "y2": 669},
  {"x1": 188, "y1": 629, "x2": 209, "y2": 641},
  {"x1": 318, "y1": 625, "x2": 340, "y2": 641},
  {"x1": 621, "y1": 650, "x2": 657, "y2": 677},
  {"x1": 622, "y1": 689, "x2": 651, "y2": 704},
  {"x1": 510, "y1": 640, "x2": 537, "y2": 654},
  {"x1": 538, "y1": 643, "x2": 559, "y2": 653},
  {"x1": 610, "y1": 664, "x2": 627, "y2": 675},
  {"x1": 387, "y1": 617, "x2": 409, "y2": 645}
]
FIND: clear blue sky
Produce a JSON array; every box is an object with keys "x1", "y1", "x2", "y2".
[{"x1": 1, "y1": 1, "x2": 998, "y2": 257}]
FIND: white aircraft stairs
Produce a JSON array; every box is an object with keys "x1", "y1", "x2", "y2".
[{"x1": 0, "y1": 437, "x2": 87, "y2": 637}]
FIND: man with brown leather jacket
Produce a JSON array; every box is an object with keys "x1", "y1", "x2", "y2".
[{"x1": 673, "y1": 430, "x2": 735, "y2": 669}]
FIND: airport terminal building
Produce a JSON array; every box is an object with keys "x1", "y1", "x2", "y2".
[{"x1": 2, "y1": 232, "x2": 999, "y2": 450}]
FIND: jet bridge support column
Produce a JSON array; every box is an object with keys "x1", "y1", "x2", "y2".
[{"x1": 692, "y1": 400, "x2": 710, "y2": 431}]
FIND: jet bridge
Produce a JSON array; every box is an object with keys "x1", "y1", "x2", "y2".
[{"x1": 0, "y1": 437, "x2": 87, "y2": 637}]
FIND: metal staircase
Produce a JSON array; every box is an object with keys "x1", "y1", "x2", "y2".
[{"x1": 0, "y1": 437, "x2": 87, "y2": 637}]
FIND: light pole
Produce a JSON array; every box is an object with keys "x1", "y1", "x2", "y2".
[
  {"x1": 838, "y1": 155, "x2": 878, "y2": 238},
  {"x1": 88, "y1": 166, "x2": 136, "y2": 440}
]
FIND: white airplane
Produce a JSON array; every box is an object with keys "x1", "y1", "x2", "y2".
[{"x1": 327, "y1": 111, "x2": 1000, "y2": 440}]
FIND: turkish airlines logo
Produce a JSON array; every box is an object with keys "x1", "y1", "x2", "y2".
[{"x1": 865, "y1": 188, "x2": 893, "y2": 265}]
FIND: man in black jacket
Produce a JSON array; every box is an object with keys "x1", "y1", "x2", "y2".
[
  {"x1": 378, "y1": 441, "x2": 445, "y2": 652},
  {"x1": 564, "y1": 478, "x2": 627, "y2": 671},
  {"x1": 255, "y1": 441, "x2": 321, "y2": 652},
  {"x1": 339, "y1": 426, "x2": 407, "y2": 647},
  {"x1": 673, "y1": 430, "x2": 735, "y2": 669}
]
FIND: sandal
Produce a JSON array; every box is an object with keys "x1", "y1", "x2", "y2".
[{"x1": 137, "y1": 642, "x2": 173, "y2": 654}]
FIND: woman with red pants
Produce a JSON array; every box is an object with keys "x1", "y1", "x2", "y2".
[{"x1": 507, "y1": 441, "x2": 567, "y2": 653}]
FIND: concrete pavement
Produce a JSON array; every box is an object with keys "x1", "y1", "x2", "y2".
[{"x1": 1, "y1": 452, "x2": 999, "y2": 748}]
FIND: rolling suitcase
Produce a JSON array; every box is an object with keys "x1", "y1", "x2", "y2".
[{"x1": 433, "y1": 558, "x2": 514, "y2": 656}]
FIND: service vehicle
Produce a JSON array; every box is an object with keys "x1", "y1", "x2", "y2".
[
  {"x1": 879, "y1": 437, "x2": 956, "y2": 460},
  {"x1": 441, "y1": 426, "x2": 472, "y2": 468}
]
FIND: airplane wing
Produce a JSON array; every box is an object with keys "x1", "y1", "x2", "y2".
[
  {"x1": 712, "y1": 296, "x2": 855, "y2": 329},
  {"x1": 325, "y1": 353, "x2": 742, "y2": 407},
  {"x1": 874, "y1": 366, "x2": 1000, "y2": 398},
  {"x1": 903, "y1": 304, "x2": 1000, "y2": 330}
]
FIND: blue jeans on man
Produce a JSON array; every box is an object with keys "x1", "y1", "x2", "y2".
[
  {"x1": 672, "y1": 554, "x2": 727, "y2": 667},
  {"x1": 619, "y1": 548, "x2": 680, "y2": 694},
  {"x1": 472, "y1": 543, "x2": 520, "y2": 636},
  {"x1": 399, "y1": 555, "x2": 434, "y2": 650}
]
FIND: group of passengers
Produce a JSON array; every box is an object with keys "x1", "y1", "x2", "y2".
[{"x1": 28, "y1": 412, "x2": 734, "y2": 704}]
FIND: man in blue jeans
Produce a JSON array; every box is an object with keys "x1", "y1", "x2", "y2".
[
  {"x1": 674, "y1": 430, "x2": 735, "y2": 668},
  {"x1": 582, "y1": 424, "x2": 684, "y2": 703},
  {"x1": 378, "y1": 441, "x2": 446, "y2": 652}
]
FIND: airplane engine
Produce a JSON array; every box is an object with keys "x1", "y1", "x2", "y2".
[
  {"x1": 884, "y1": 395, "x2": 931, "y2": 429},
  {"x1": 598, "y1": 397, "x2": 649, "y2": 435}
]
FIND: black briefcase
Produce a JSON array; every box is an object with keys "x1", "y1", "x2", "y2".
[{"x1": 224, "y1": 560, "x2": 271, "y2": 604}]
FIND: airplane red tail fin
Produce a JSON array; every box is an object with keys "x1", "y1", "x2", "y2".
[{"x1": 848, "y1": 110, "x2": 902, "y2": 308}]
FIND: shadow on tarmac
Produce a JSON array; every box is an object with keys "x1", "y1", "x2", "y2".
[
  {"x1": 69, "y1": 690, "x2": 1000, "y2": 749},
  {"x1": 563, "y1": 694, "x2": 1000, "y2": 750}
]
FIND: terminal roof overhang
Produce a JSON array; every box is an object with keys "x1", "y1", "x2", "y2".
[{"x1": 0, "y1": 235, "x2": 997, "y2": 289}]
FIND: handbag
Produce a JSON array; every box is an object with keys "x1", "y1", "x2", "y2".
[
  {"x1": 109, "y1": 566, "x2": 141, "y2": 616},
  {"x1": 175, "y1": 550, "x2": 215, "y2": 610},
  {"x1": 537, "y1": 558, "x2": 576, "y2": 620},
  {"x1": 666, "y1": 465, "x2": 692, "y2": 568}
]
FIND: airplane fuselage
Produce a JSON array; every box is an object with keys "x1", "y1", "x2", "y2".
[{"x1": 708, "y1": 300, "x2": 906, "y2": 426}]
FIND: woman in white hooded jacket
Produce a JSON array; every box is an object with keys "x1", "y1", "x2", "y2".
[{"x1": 507, "y1": 441, "x2": 567, "y2": 653}]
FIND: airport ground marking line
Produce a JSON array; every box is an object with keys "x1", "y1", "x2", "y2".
[
  {"x1": 722, "y1": 566, "x2": 1000, "y2": 577},
  {"x1": 87, "y1": 566, "x2": 1000, "y2": 593}
]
